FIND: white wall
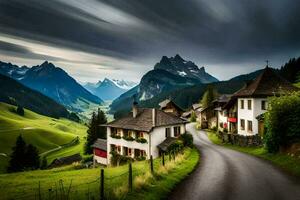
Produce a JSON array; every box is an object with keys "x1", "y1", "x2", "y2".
[
  {"x1": 94, "y1": 155, "x2": 107, "y2": 165},
  {"x1": 150, "y1": 124, "x2": 185, "y2": 158},
  {"x1": 106, "y1": 127, "x2": 149, "y2": 164},
  {"x1": 218, "y1": 111, "x2": 228, "y2": 131},
  {"x1": 237, "y1": 98, "x2": 267, "y2": 135},
  {"x1": 106, "y1": 123, "x2": 186, "y2": 164}
]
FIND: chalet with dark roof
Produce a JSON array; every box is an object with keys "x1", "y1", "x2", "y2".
[
  {"x1": 228, "y1": 66, "x2": 298, "y2": 136},
  {"x1": 103, "y1": 103, "x2": 188, "y2": 164},
  {"x1": 159, "y1": 99, "x2": 184, "y2": 117}
]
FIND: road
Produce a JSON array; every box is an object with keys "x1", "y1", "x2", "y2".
[{"x1": 169, "y1": 123, "x2": 300, "y2": 200}]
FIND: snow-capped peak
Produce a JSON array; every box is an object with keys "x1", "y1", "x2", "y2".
[{"x1": 111, "y1": 79, "x2": 138, "y2": 90}]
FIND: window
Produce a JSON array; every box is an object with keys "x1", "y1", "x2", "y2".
[
  {"x1": 116, "y1": 146, "x2": 121, "y2": 154},
  {"x1": 248, "y1": 100, "x2": 252, "y2": 110},
  {"x1": 174, "y1": 126, "x2": 181, "y2": 137},
  {"x1": 240, "y1": 100, "x2": 244, "y2": 109},
  {"x1": 261, "y1": 101, "x2": 267, "y2": 110},
  {"x1": 247, "y1": 120, "x2": 253, "y2": 132},
  {"x1": 240, "y1": 119, "x2": 245, "y2": 130},
  {"x1": 137, "y1": 132, "x2": 144, "y2": 138},
  {"x1": 117, "y1": 129, "x2": 122, "y2": 136},
  {"x1": 219, "y1": 122, "x2": 223, "y2": 128},
  {"x1": 165, "y1": 128, "x2": 171, "y2": 138}
]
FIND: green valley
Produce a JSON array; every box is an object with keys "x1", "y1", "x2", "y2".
[{"x1": 0, "y1": 102, "x2": 87, "y2": 173}]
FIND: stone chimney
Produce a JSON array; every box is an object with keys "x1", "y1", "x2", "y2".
[
  {"x1": 132, "y1": 101, "x2": 138, "y2": 118},
  {"x1": 152, "y1": 108, "x2": 156, "y2": 127}
]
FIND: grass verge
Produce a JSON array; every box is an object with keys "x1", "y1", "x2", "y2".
[
  {"x1": 0, "y1": 147, "x2": 199, "y2": 200},
  {"x1": 206, "y1": 131, "x2": 300, "y2": 177}
]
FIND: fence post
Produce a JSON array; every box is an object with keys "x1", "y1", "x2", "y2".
[
  {"x1": 150, "y1": 155, "x2": 154, "y2": 174},
  {"x1": 128, "y1": 161, "x2": 133, "y2": 192},
  {"x1": 162, "y1": 153, "x2": 165, "y2": 166},
  {"x1": 38, "y1": 181, "x2": 42, "y2": 200},
  {"x1": 100, "y1": 169, "x2": 104, "y2": 200}
]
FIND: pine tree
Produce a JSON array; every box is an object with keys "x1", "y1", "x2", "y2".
[
  {"x1": 84, "y1": 111, "x2": 98, "y2": 154},
  {"x1": 40, "y1": 157, "x2": 48, "y2": 170},
  {"x1": 16, "y1": 105, "x2": 24, "y2": 116},
  {"x1": 7, "y1": 135, "x2": 27, "y2": 172},
  {"x1": 201, "y1": 85, "x2": 217, "y2": 108},
  {"x1": 25, "y1": 144, "x2": 40, "y2": 170},
  {"x1": 96, "y1": 108, "x2": 107, "y2": 139},
  {"x1": 84, "y1": 108, "x2": 107, "y2": 154}
]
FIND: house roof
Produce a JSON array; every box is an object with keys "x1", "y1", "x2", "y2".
[
  {"x1": 233, "y1": 67, "x2": 298, "y2": 98},
  {"x1": 157, "y1": 137, "x2": 178, "y2": 152},
  {"x1": 192, "y1": 103, "x2": 202, "y2": 110},
  {"x1": 182, "y1": 111, "x2": 192, "y2": 118},
  {"x1": 213, "y1": 94, "x2": 232, "y2": 103},
  {"x1": 214, "y1": 107, "x2": 222, "y2": 111},
  {"x1": 92, "y1": 139, "x2": 107, "y2": 151},
  {"x1": 159, "y1": 99, "x2": 184, "y2": 111},
  {"x1": 105, "y1": 108, "x2": 188, "y2": 132},
  {"x1": 256, "y1": 113, "x2": 265, "y2": 121},
  {"x1": 49, "y1": 153, "x2": 82, "y2": 168}
]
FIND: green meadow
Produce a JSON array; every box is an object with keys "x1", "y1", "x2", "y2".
[
  {"x1": 0, "y1": 148, "x2": 199, "y2": 200},
  {"x1": 0, "y1": 102, "x2": 88, "y2": 173}
]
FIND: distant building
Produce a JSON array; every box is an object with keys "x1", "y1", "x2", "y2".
[
  {"x1": 229, "y1": 67, "x2": 298, "y2": 136},
  {"x1": 103, "y1": 103, "x2": 187, "y2": 165},
  {"x1": 49, "y1": 154, "x2": 82, "y2": 168},
  {"x1": 213, "y1": 95, "x2": 232, "y2": 132},
  {"x1": 159, "y1": 99, "x2": 184, "y2": 117}
]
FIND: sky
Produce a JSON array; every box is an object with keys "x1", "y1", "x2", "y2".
[{"x1": 0, "y1": 0, "x2": 299, "y2": 83}]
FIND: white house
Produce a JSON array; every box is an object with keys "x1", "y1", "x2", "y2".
[
  {"x1": 103, "y1": 103, "x2": 187, "y2": 165},
  {"x1": 232, "y1": 67, "x2": 297, "y2": 136},
  {"x1": 214, "y1": 95, "x2": 231, "y2": 132}
]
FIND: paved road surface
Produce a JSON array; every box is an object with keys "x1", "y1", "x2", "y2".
[{"x1": 169, "y1": 123, "x2": 300, "y2": 200}]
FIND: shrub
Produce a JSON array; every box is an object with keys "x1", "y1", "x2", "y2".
[
  {"x1": 223, "y1": 128, "x2": 228, "y2": 133},
  {"x1": 82, "y1": 155, "x2": 93, "y2": 163},
  {"x1": 179, "y1": 133, "x2": 193, "y2": 147},
  {"x1": 111, "y1": 135, "x2": 121, "y2": 139},
  {"x1": 136, "y1": 137, "x2": 147, "y2": 144},
  {"x1": 211, "y1": 126, "x2": 217, "y2": 132},
  {"x1": 189, "y1": 111, "x2": 196, "y2": 122},
  {"x1": 167, "y1": 140, "x2": 184, "y2": 153},
  {"x1": 122, "y1": 135, "x2": 135, "y2": 141},
  {"x1": 110, "y1": 151, "x2": 133, "y2": 166},
  {"x1": 135, "y1": 156, "x2": 146, "y2": 161},
  {"x1": 265, "y1": 92, "x2": 300, "y2": 153},
  {"x1": 16, "y1": 105, "x2": 24, "y2": 116}
]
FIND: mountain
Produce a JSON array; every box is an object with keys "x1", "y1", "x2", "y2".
[
  {"x1": 229, "y1": 69, "x2": 263, "y2": 82},
  {"x1": 83, "y1": 81, "x2": 102, "y2": 93},
  {"x1": 0, "y1": 74, "x2": 70, "y2": 118},
  {"x1": 111, "y1": 56, "x2": 300, "y2": 118},
  {"x1": 154, "y1": 54, "x2": 218, "y2": 83},
  {"x1": 111, "y1": 79, "x2": 138, "y2": 90},
  {"x1": 0, "y1": 61, "x2": 103, "y2": 112},
  {"x1": 110, "y1": 54, "x2": 218, "y2": 114},
  {"x1": 83, "y1": 78, "x2": 137, "y2": 100}
]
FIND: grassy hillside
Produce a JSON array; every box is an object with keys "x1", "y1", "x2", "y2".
[
  {"x1": 294, "y1": 82, "x2": 300, "y2": 88},
  {"x1": 0, "y1": 148, "x2": 199, "y2": 200},
  {"x1": 0, "y1": 102, "x2": 87, "y2": 173}
]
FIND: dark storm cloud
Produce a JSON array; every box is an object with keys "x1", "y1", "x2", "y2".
[{"x1": 0, "y1": 0, "x2": 299, "y2": 80}]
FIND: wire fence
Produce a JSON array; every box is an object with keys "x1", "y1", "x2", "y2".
[{"x1": 8, "y1": 148, "x2": 190, "y2": 200}]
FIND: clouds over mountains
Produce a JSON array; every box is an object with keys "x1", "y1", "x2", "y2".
[{"x1": 0, "y1": 0, "x2": 299, "y2": 81}]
